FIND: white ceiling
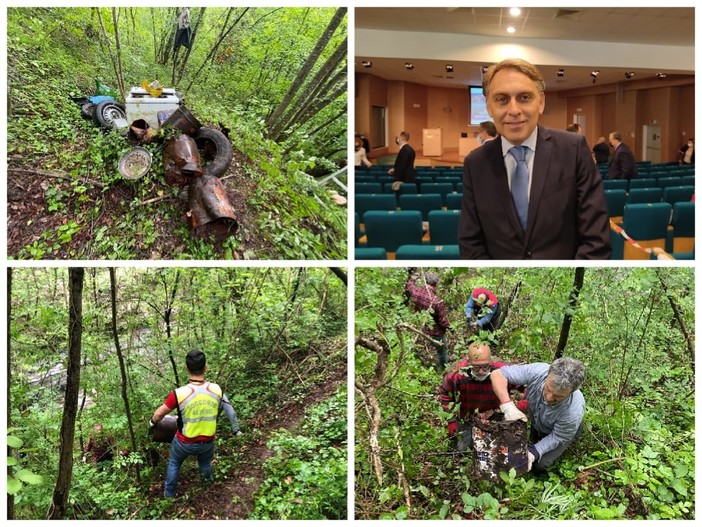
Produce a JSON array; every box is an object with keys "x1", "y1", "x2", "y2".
[{"x1": 355, "y1": 7, "x2": 695, "y2": 91}]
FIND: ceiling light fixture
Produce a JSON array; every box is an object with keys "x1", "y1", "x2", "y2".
[
  {"x1": 557, "y1": 69, "x2": 565, "y2": 77},
  {"x1": 590, "y1": 70, "x2": 599, "y2": 83},
  {"x1": 506, "y1": 26, "x2": 516, "y2": 34},
  {"x1": 510, "y1": 7, "x2": 522, "y2": 17},
  {"x1": 656, "y1": 73, "x2": 667, "y2": 79},
  {"x1": 482, "y1": 66, "x2": 489, "y2": 74},
  {"x1": 445, "y1": 64, "x2": 454, "y2": 72},
  {"x1": 624, "y1": 71, "x2": 635, "y2": 79},
  {"x1": 362, "y1": 60, "x2": 372, "y2": 68},
  {"x1": 405, "y1": 62, "x2": 415, "y2": 70}
]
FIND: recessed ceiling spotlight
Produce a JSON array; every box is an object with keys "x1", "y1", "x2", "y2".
[
  {"x1": 591, "y1": 70, "x2": 599, "y2": 84},
  {"x1": 656, "y1": 73, "x2": 667, "y2": 79},
  {"x1": 362, "y1": 60, "x2": 372, "y2": 68},
  {"x1": 405, "y1": 62, "x2": 415, "y2": 70},
  {"x1": 445, "y1": 64, "x2": 454, "y2": 72},
  {"x1": 482, "y1": 66, "x2": 489, "y2": 74},
  {"x1": 506, "y1": 26, "x2": 516, "y2": 34},
  {"x1": 624, "y1": 71, "x2": 635, "y2": 79},
  {"x1": 510, "y1": 7, "x2": 522, "y2": 17},
  {"x1": 557, "y1": 69, "x2": 565, "y2": 77}
]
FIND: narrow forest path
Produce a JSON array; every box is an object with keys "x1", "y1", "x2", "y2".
[{"x1": 145, "y1": 364, "x2": 347, "y2": 519}]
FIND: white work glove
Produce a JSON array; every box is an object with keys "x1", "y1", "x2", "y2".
[
  {"x1": 500, "y1": 401, "x2": 527, "y2": 422},
  {"x1": 527, "y1": 451, "x2": 535, "y2": 471}
]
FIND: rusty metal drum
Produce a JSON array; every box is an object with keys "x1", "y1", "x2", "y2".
[
  {"x1": 163, "y1": 135, "x2": 202, "y2": 187},
  {"x1": 471, "y1": 414, "x2": 529, "y2": 481},
  {"x1": 188, "y1": 175, "x2": 238, "y2": 242},
  {"x1": 150, "y1": 415, "x2": 178, "y2": 443}
]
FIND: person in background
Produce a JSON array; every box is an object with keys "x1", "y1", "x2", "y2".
[
  {"x1": 458, "y1": 58, "x2": 611, "y2": 259},
  {"x1": 151, "y1": 349, "x2": 241, "y2": 498},
  {"x1": 566, "y1": 123, "x2": 582, "y2": 134},
  {"x1": 388, "y1": 131, "x2": 416, "y2": 184},
  {"x1": 83, "y1": 422, "x2": 117, "y2": 466},
  {"x1": 608, "y1": 132, "x2": 638, "y2": 180},
  {"x1": 678, "y1": 138, "x2": 694, "y2": 165},
  {"x1": 405, "y1": 270, "x2": 452, "y2": 369},
  {"x1": 490, "y1": 357, "x2": 585, "y2": 471},
  {"x1": 478, "y1": 121, "x2": 498, "y2": 145},
  {"x1": 464, "y1": 287, "x2": 501, "y2": 332},
  {"x1": 354, "y1": 137, "x2": 372, "y2": 167},
  {"x1": 592, "y1": 136, "x2": 610, "y2": 164}
]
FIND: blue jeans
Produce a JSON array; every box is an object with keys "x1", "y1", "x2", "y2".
[{"x1": 164, "y1": 435, "x2": 215, "y2": 497}]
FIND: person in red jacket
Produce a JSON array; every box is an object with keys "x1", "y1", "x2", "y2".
[
  {"x1": 406, "y1": 271, "x2": 452, "y2": 369},
  {"x1": 439, "y1": 343, "x2": 526, "y2": 452}
]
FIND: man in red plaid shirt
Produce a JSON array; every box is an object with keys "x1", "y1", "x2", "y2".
[
  {"x1": 405, "y1": 271, "x2": 452, "y2": 368},
  {"x1": 439, "y1": 343, "x2": 527, "y2": 452}
]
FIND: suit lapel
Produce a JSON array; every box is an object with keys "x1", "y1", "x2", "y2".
[{"x1": 526, "y1": 126, "x2": 551, "y2": 240}]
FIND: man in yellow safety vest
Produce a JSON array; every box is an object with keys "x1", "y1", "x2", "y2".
[{"x1": 151, "y1": 349, "x2": 241, "y2": 498}]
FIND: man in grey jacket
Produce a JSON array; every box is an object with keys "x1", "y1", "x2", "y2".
[{"x1": 490, "y1": 357, "x2": 585, "y2": 471}]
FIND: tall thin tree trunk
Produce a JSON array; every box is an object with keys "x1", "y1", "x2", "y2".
[
  {"x1": 111, "y1": 8, "x2": 126, "y2": 99},
  {"x1": 162, "y1": 270, "x2": 182, "y2": 385},
  {"x1": 109, "y1": 268, "x2": 140, "y2": 482},
  {"x1": 265, "y1": 7, "x2": 346, "y2": 135},
  {"x1": 7, "y1": 268, "x2": 14, "y2": 520},
  {"x1": 555, "y1": 268, "x2": 585, "y2": 359},
  {"x1": 48, "y1": 268, "x2": 84, "y2": 520},
  {"x1": 95, "y1": 8, "x2": 124, "y2": 100}
]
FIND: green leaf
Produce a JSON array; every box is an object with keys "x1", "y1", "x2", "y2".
[
  {"x1": 674, "y1": 464, "x2": 689, "y2": 478},
  {"x1": 15, "y1": 469, "x2": 44, "y2": 485},
  {"x1": 7, "y1": 476, "x2": 22, "y2": 495},
  {"x1": 7, "y1": 456, "x2": 18, "y2": 467},
  {"x1": 7, "y1": 435, "x2": 23, "y2": 449},
  {"x1": 670, "y1": 479, "x2": 688, "y2": 496}
]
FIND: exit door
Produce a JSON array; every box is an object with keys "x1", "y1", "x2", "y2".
[{"x1": 642, "y1": 125, "x2": 661, "y2": 163}]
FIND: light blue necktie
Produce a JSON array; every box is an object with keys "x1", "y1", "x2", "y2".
[{"x1": 509, "y1": 145, "x2": 529, "y2": 231}]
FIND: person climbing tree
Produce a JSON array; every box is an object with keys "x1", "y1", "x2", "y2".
[{"x1": 150, "y1": 349, "x2": 241, "y2": 498}]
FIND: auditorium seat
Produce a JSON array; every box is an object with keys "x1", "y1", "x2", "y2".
[
  {"x1": 603, "y1": 180, "x2": 628, "y2": 191},
  {"x1": 356, "y1": 194, "x2": 397, "y2": 218},
  {"x1": 355, "y1": 182, "x2": 383, "y2": 194},
  {"x1": 627, "y1": 187, "x2": 662, "y2": 204},
  {"x1": 445, "y1": 193, "x2": 463, "y2": 210},
  {"x1": 428, "y1": 209, "x2": 460, "y2": 245},
  {"x1": 662, "y1": 185, "x2": 695, "y2": 205},
  {"x1": 604, "y1": 189, "x2": 627, "y2": 221},
  {"x1": 383, "y1": 182, "x2": 417, "y2": 195},
  {"x1": 363, "y1": 210, "x2": 424, "y2": 254},
  {"x1": 628, "y1": 178, "x2": 656, "y2": 189},
  {"x1": 355, "y1": 247, "x2": 387, "y2": 260},
  {"x1": 666, "y1": 201, "x2": 694, "y2": 253},
  {"x1": 610, "y1": 202, "x2": 672, "y2": 259},
  {"x1": 398, "y1": 193, "x2": 444, "y2": 221},
  {"x1": 657, "y1": 176, "x2": 684, "y2": 189},
  {"x1": 395, "y1": 244, "x2": 460, "y2": 260}
]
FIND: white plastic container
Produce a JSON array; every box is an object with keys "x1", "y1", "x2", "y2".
[{"x1": 125, "y1": 87, "x2": 180, "y2": 130}]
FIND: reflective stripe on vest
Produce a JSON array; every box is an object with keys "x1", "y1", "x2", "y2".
[{"x1": 175, "y1": 382, "x2": 222, "y2": 438}]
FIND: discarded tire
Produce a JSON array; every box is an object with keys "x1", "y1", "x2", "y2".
[
  {"x1": 93, "y1": 100, "x2": 128, "y2": 131},
  {"x1": 195, "y1": 127, "x2": 233, "y2": 178}
]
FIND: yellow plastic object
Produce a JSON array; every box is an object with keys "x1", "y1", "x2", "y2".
[{"x1": 141, "y1": 79, "x2": 164, "y2": 97}]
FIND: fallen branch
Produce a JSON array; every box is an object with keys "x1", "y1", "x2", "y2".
[
  {"x1": 579, "y1": 457, "x2": 624, "y2": 471},
  {"x1": 8, "y1": 168, "x2": 106, "y2": 188},
  {"x1": 396, "y1": 323, "x2": 442, "y2": 347},
  {"x1": 132, "y1": 195, "x2": 179, "y2": 208}
]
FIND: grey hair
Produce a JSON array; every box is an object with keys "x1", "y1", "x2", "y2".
[
  {"x1": 548, "y1": 357, "x2": 585, "y2": 392},
  {"x1": 424, "y1": 272, "x2": 440, "y2": 286}
]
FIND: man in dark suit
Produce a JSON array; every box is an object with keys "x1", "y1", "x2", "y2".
[
  {"x1": 388, "y1": 131, "x2": 416, "y2": 183},
  {"x1": 608, "y1": 132, "x2": 637, "y2": 180},
  {"x1": 593, "y1": 136, "x2": 610, "y2": 164},
  {"x1": 458, "y1": 58, "x2": 611, "y2": 260}
]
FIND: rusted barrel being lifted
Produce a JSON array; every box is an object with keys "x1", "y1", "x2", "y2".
[
  {"x1": 163, "y1": 135, "x2": 202, "y2": 187},
  {"x1": 471, "y1": 413, "x2": 529, "y2": 482},
  {"x1": 188, "y1": 175, "x2": 238, "y2": 242},
  {"x1": 150, "y1": 415, "x2": 178, "y2": 443}
]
